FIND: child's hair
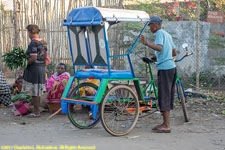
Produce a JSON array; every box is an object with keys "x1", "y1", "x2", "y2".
[{"x1": 26, "y1": 24, "x2": 40, "y2": 34}]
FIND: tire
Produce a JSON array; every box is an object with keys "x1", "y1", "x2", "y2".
[
  {"x1": 67, "y1": 82, "x2": 100, "y2": 129},
  {"x1": 177, "y1": 83, "x2": 189, "y2": 122},
  {"x1": 100, "y1": 85, "x2": 140, "y2": 136}
]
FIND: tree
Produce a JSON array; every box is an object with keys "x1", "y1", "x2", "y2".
[{"x1": 13, "y1": 0, "x2": 19, "y2": 48}]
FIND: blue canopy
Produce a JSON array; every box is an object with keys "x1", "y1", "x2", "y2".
[{"x1": 64, "y1": 6, "x2": 150, "y2": 26}]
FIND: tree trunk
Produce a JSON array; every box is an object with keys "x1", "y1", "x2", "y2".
[
  {"x1": 13, "y1": 0, "x2": 19, "y2": 48},
  {"x1": 113, "y1": 0, "x2": 123, "y2": 69},
  {"x1": 67, "y1": 0, "x2": 72, "y2": 16},
  {"x1": 118, "y1": 0, "x2": 123, "y2": 8},
  {"x1": 98, "y1": 0, "x2": 101, "y2": 7},
  {"x1": 89, "y1": 0, "x2": 93, "y2": 6}
]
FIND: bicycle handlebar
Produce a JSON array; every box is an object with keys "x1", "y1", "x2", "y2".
[
  {"x1": 174, "y1": 52, "x2": 193, "y2": 62},
  {"x1": 142, "y1": 57, "x2": 155, "y2": 64},
  {"x1": 142, "y1": 45, "x2": 193, "y2": 64}
]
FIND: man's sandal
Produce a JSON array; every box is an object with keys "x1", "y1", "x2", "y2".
[
  {"x1": 154, "y1": 127, "x2": 171, "y2": 133},
  {"x1": 152, "y1": 125, "x2": 162, "y2": 130}
]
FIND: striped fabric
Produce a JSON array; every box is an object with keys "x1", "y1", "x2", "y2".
[{"x1": 0, "y1": 71, "x2": 11, "y2": 106}]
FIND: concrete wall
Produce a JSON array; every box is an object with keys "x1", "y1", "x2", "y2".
[
  {"x1": 166, "y1": 21, "x2": 225, "y2": 77},
  {"x1": 164, "y1": 21, "x2": 211, "y2": 76},
  {"x1": 124, "y1": 21, "x2": 225, "y2": 77},
  {"x1": 207, "y1": 23, "x2": 225, "y2": 77}
]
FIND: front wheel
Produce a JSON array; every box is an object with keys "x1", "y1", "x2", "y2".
[
  {"x1": 100, "y1": 85, "x2": 140, "y2": 136},
  {"x1": 177, "y1": 82, "x2": 189, "y2": 122},
  {"x1": 67, "y1": 82, "x2": 100, "y2": 129}
]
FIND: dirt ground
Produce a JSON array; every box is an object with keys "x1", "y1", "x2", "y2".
[{"x1": 0, "y1": 97, "x2": 225, "y2": 150}]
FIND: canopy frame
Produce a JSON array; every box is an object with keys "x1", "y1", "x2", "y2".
[{"x1": 64, "y1": 6, "x2": 150, "y2": 78}]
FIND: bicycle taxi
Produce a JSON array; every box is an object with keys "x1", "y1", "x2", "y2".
[{"x1": 60, "y1": 6, "x2": 175, "y2": 136}]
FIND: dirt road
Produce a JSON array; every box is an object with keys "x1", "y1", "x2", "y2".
[{"x1": 0, "y1": 98, "x2": 225, "y2": 150}]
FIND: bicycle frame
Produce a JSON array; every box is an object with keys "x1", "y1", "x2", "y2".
[
  {"x1": 143, "y1": 63, "x2": 158, "y2": 101},
  {"x1": 175, "y1": 52, "x2": 193, "y2": 99},
  {"x1": 176, "y1": 79, "x2": 187, "y2": 101},
  {"x1": 141, "y1": 51, "x2": 193, "y2": 105}
]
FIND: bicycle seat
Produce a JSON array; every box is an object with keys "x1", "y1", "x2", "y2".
[{"x1": 142, "y1": 57, "x2": 154, "y2": 64}]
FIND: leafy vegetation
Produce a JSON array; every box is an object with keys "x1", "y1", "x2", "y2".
[
  {"x1": 186, "y1": 71, "x2": 225, "y2": 89},
  {"x1": 208, "y1": 36, "x2": 225, "y2": 49},
  {"x1": 65, "y1": 64, "x2": 74, "y2": 76},
  {"x1": 11, "y1": 93, "x2": 32, "y2": 103},
  {"x1": 126, "y1": 0, "x2": 225, "y2": 21},
  {"x1": 2, "y1": 47, "x2": 29, "y2": 70},
  {"x1": 213, "y1": 57, "x2": 225, "y2": 65},
  {"x1": 46, "y1": 62, "x2": 56, "y2": 76}
]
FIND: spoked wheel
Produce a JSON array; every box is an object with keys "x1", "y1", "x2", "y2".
[
  {"x1": 177, "y1": 83, "x2": 189, "y2": 122},
  {"x1": 67, "y1": 82, "x2": 100, "y2": 129},
  {"x1": 100, "y1": 85, "x2": 139, "y2": 136}
]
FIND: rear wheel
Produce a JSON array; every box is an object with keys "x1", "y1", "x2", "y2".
[
  {"x1": 67, "y1": 82, "x2": 100, "y2": 129},
  {"x1": 177, "y1": 83, "x2": 189, "y2": 122},
  {"x1": 100, "y1": 85, "x2": 139, "y2": 136}
]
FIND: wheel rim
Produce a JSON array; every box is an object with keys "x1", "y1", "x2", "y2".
[
  {"x1": 68, "y1": 103, "x2": 100, "y2": 128},
  {"x1": 101, "y1": 85, "x2": 139, "y2": 136},
  {"x1": 67, "y1": 83, "x2": 100, "y2": 128}
]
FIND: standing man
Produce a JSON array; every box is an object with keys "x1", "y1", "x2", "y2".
[{"x1": 140, "y1": 15, "x2": 177, "y2": 133}]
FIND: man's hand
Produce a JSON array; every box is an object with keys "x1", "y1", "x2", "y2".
[
  {"x1": 151, "y1": 55, "x2": 157, "y2": 62},
  {"x1": 140, "y1": 35, "x2": 162, "y2": 52},
  {"x1": 140, "y1": 35, "x2": 148, "y2": 45},
  {"x1": 172, "y1": 48, "x2": 177, "y2": 57}
]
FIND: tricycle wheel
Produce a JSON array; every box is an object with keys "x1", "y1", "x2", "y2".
[
  {"x1": 100, "y1": 85, "x2": 139, "y2": 136},
  {"x1": 67, "y1": 82, "x2": 100, "y2": 129}
]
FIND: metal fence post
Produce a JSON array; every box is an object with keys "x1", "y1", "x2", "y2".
[{"x1": 196, "y1": 0, "x2": 200, "y2": 90}]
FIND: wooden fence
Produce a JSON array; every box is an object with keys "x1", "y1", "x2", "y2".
[{"x1": 0, "y1": 0, "x2": 124, "y2": 71}]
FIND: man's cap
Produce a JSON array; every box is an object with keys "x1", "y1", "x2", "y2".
[{"x1": 149, "y1": 15, "x2": 162, "y2": 25}]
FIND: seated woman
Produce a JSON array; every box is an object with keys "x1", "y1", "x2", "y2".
[
  {"x1": 12, "y1": 69, "x2": 24, "y2": 94},
  {"x1": 0, "y1": 71, "x2": 11, "y2": 106},
  {"x1": 46, "y1": 63, "x2": 70, "y2": 108}
]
